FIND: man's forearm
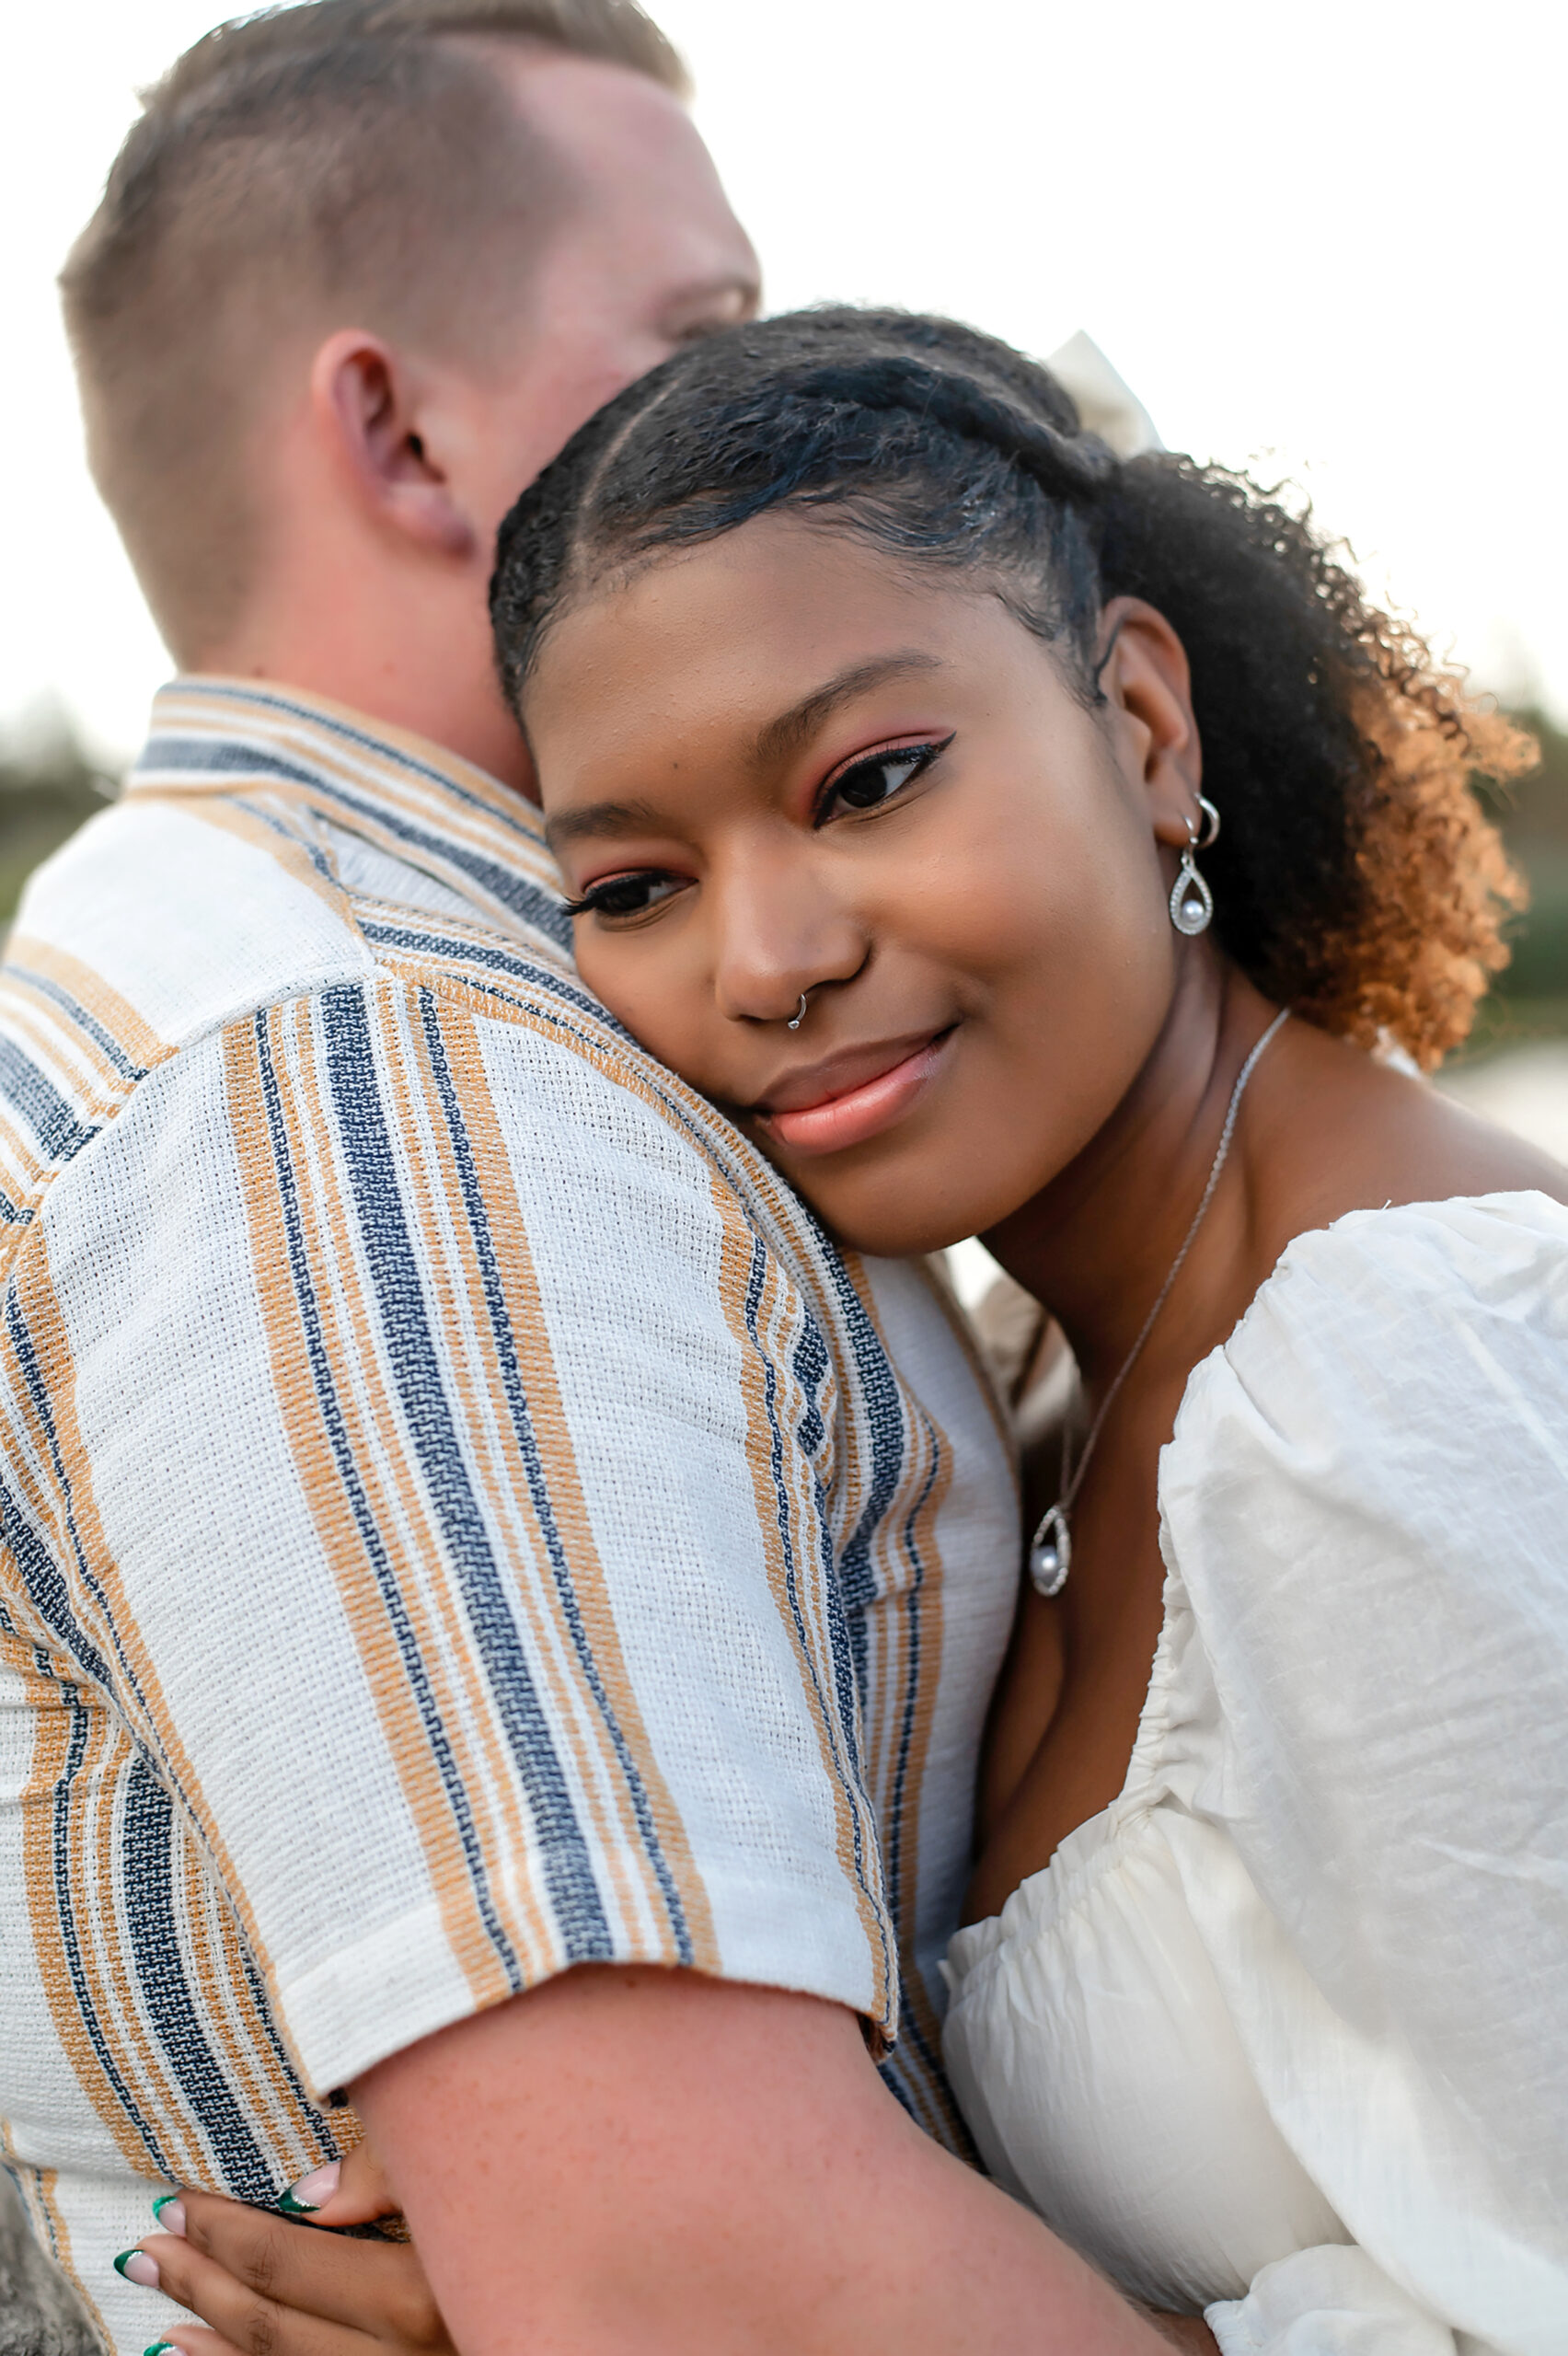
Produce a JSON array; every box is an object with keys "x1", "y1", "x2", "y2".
[{"x1": 357, "y1": 1965, "x2": 1167, "y2": 2355}]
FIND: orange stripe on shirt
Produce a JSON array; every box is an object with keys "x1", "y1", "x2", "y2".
[
  {"x1": 423, "y1": 987, "x2": 721, "y2": 1972},
  {"x1": 4, "y1": 934, "x2": 171, "y2": 1076},
  {"x1": 225, "y1": 1001, "x2": 528, "y2": 2016},
  {"x1": 706, "y1": 1168, "x2": 895, "y2": 2038},
  {"x1": 3, "y1": 1251, "x2": 267, "y2": 1991}
]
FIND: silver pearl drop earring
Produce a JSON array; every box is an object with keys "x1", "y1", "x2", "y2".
[
  {"x1": 787, "y1": 992, "x2": 810, "y2": 1032},
  {"x1": 1169, "y1": 795, "x2": 1220, "y2": 937}
]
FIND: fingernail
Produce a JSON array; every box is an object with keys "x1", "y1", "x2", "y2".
[
  {"x1": 150, "y1": 2195, "x2": 186, "y2": 2237},
  {"x1": 113, "y1": 2250, "x2": 160, "y2": 2288},
  {"x1": 144, "y1": 2345, "x2": 179, "y2": 2355},
  {"x1": 279, "y1": 2159, "x2": 340, "y2": 2215}
]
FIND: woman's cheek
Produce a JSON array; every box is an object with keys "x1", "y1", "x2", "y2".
[
  {"x1": 578, "y1": 944, "x2": 737, "y2": 1111},
  {"x1": 948, "y1": 876, "x2": 1177, "y2": 1196}
]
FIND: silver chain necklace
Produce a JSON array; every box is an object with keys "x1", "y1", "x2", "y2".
[{"x1": 1028, "y1": 1007, "x2": 1290, "y2": 1599}]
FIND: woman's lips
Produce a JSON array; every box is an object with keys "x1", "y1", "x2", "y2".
[{"x1": 757, "y1": 1030, "x2": 954, "y2": 1156}]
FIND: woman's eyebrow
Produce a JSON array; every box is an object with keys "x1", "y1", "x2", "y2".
[
  {"x1": 750, "y1": 652, "x2": 944, "y2": 770},
  {"x1": 544, "y1": 653, "x2": 944, "y2": 852},
  {"x1": 544, "y1": 795, "x2": 668, "y2": 851}
]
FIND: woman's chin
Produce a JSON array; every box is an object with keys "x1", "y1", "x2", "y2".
[
  {"x1": 742, "y1": 1091, "x2": 1033, "y2": 1262},
  {"x1": 841, "y1": 1216, "x2": 979, "y2": 1260},
  {"x1": 779, "y1": 1175, "x2": 997, "y2": 1264}
]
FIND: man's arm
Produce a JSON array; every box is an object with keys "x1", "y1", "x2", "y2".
[{"x1": 357, "y1": 1967, "x2": 1168, "y2": 2356}]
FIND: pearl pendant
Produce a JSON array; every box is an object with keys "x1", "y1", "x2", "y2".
[
  {"x1": 1029, "y1": 1504, "x2": 1071, "y2": 1598},
  {"x1": 1169, "y1": 857, "x2": 1213, "y2": 938}
]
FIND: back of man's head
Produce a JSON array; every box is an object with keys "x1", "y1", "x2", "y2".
[{"x1": 62, "y1": 0, "x2": 688, "y2": 663}]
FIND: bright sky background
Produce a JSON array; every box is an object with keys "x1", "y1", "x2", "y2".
[{"x1": 3, "y1": 0, "x2": 1562, "y2": 760}]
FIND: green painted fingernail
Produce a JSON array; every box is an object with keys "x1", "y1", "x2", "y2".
[
  {"x1": 279, "y1": 2159, "x2": 339, "y2": 2215},
  {"x1": 114, "y1": 2249, "x2": 160, "y2": 2285},
  {"x1": 144, "y1": 2344, "x2": 178, "y2": 2355}
]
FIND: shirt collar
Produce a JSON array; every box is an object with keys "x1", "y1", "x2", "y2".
[{"x1": 129, "y1": 676, "x2": 571, "y2": 954}]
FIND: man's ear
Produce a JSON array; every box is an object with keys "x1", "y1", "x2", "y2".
[
  {"x1": 310, "y1": 330, "x2": 478, "y2": 561},
  {"x1": 1093, "y1": 595, "x2": 1203, "y2": 846}
]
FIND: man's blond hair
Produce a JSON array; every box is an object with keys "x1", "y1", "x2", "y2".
[{"x1": 61, "y1": 1, "x2": 689, "y2": 661}]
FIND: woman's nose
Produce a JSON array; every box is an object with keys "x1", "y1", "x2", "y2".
[{"x1": 710, "y1": 861, "x2": 868, "y2": 1026}]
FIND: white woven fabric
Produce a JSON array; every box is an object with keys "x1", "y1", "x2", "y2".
[
  {"x1": 943, "y1": 1194, "x2": 1568, "y2": 2355},
  {"x1": 0, "y1": 680, "x2": 1019, "y2": 2354}
]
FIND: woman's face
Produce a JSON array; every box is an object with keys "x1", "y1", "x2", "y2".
[{"x1": 526, "y1": 512, "x2": 1204, "y2": 1255}]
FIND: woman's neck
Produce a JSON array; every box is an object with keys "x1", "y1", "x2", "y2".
[{"x1": 981, "y1": 959, "x2": 1281, "y2": 1389}]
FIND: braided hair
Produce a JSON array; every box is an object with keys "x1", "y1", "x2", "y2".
[{"x1": 491, "y1": 306, "x2": 1528, "y2": 1066}]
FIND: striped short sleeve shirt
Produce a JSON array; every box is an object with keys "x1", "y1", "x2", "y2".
[{"x1": 0, "y1": 681, "x2": 1020, "y2": 2354}]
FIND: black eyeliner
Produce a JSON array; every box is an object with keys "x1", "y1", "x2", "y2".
[
  {"x1": 560, "y1": 872, "x2": 683, "y2": 921},
  {"x1": 814, "y1": 732, "x2": 955, "y2": 826}
]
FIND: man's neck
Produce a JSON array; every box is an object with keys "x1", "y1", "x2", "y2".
[
  {"x1": 211, "y1": 652, "x2": 535, "y2": 795},
  {"x1": 197, "y1": 589, "x2": 536, "y2": 798}
]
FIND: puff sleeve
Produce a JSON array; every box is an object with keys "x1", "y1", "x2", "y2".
[{"x1": 1161, "y1": 1194, "x2": 1568, "y2": 2356}]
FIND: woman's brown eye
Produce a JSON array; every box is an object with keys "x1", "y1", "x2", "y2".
[
  {"x1": 832, "y1": 750, "x2": 929, "y2": 814},
  {"x1": 563, "y1": 873, "x2": 685, "y2": 920}
]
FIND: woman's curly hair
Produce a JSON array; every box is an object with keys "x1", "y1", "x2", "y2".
[{"x1": 492, "y1": 306, "x2": 1529, "y2": 1068}]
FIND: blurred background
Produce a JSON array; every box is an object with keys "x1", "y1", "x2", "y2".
[{"x1": 3, "y1": 0, "x2": 1565, "y2": 1145}]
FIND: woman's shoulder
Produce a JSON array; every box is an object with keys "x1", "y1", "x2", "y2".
[
  {"x1": 1178, "y1": 1186, "x2": 1568, "y2": 1466},
  {"x1": 1160, "y1": 1186, "x2": 1568, "y2": 1770},
  {"x1": 1161, "y1": 1186, "x2": 1568, "y2": 1725},
  {"x1": 1157, "y1": 1191, "x2": 1568, "y2": 2116}
]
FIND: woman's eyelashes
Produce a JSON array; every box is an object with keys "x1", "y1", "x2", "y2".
[
  {"x1": 815, "y1": 734, "x2": 953, "y2": 825},
  {"x1": 561, "y1": 871, "x2": 689, "y2": 923},
  {"x1": 562, "y1": 736, "x2": 954, "y2": 924}
]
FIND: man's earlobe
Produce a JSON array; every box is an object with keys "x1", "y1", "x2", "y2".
[{"x1": 311, "y1": 330, "x2": 478, "y2": 561}]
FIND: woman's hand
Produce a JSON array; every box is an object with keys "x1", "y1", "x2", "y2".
[
  {"x1": 121, "y1": 2143, "x2": 453, "y2": 2356},
  {"x1": 119, "y1": 2124, "x2": 1217, "y2": 2356}
]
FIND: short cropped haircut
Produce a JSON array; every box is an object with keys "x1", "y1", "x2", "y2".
[{"x1": 62, "y1": 0, "x2": 688, "y2": 661}]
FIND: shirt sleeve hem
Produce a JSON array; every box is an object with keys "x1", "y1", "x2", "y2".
[{"x1": 275, "y1": 1870, "x2": 896, "y2": 2096}]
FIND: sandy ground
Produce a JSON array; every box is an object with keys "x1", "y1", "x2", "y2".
[{"x1": 0, "y1": 2183, "x2": 95, "y2": 2352}]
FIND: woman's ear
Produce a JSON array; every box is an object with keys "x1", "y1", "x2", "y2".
[
  {"x1": 310, "y1": 330, "x2": 478, "y2": 561},
  {"x1": 1093, "y1": 595, "x2": 1203, "y2": 847}
]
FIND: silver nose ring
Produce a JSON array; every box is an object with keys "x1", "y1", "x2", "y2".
[{"x1": 787, "y1": 993, "x2": 809, "y2": 1032}]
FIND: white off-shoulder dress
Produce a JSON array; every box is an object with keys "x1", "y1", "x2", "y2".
[{"x1": 942, "y1": 1193, "x2": 1568, "y2": 2355}]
